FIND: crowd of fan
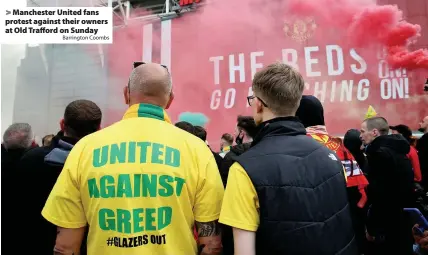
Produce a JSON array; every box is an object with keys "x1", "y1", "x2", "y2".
[{"x1": 1, "y1": 62, "x2": 428, "y2": 255}]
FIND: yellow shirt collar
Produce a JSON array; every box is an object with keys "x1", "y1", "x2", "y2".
[{"x1": 123, "y1": 103, "x2": 172, "y2": 124}]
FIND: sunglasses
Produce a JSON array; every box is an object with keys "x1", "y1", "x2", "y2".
[
  {"x1": 128, "y1": 62, "x2": 170, "y2": 103},
  {"x1": 133, "y1": 61, "x2": 169, "y2": 72},
  {"x1": 247, "y1": 95, "x2": 268, "y2": 107}
]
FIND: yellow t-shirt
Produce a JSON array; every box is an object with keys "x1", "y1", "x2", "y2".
[
  {"x1": 219, "y1": 162, "x2": 260, "y2": 231},
  {"x1": 42, "y1": 103, "x2": 225, "y2": 255}
]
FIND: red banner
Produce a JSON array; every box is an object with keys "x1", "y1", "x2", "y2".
[{"x1": 107, "y1": 0, "x2": 428, "y2": 150}]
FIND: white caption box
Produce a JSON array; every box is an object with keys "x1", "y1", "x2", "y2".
[{"x1": 0, "y1": 7, "x2": 113, "y2": 44}]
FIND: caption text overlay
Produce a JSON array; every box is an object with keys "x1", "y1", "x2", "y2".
[{"x1": 1, "y1": 7, "x2": 113, "y2": 44}]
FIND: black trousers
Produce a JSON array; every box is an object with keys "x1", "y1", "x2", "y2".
[
  {"x1": 347, "y1": 187, "x2": 368, "y2": 254},
  {"x1": 365, "y1": 220, "x2": 414, "y2": 255}
]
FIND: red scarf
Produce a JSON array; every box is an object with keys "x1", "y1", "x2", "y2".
[{"x1": 306, "y1": 126, "x2": 369, "y2": 208}]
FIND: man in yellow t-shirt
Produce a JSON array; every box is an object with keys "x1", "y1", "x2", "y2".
[{"x1": 42, "y1": 63, "x2": 224, "y2": 255}]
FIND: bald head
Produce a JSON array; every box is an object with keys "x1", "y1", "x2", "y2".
[
  {"x1": 420, "y1": 115, "x2": 428, "y2": 133},
  {"x1": 128, "y1": 63, "x2": 172, "y2": 107}
]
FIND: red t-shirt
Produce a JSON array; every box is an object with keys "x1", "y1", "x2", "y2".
[{"x1": 408, "y1": 146, "x2": 422, "y2": 182}]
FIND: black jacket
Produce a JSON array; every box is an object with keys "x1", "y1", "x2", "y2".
[
  {"x1": 365, "y1": 135, "x2": 414, "y2": 210},
  {"x1": 364, "y1": 134, "x2": 415, "y2": 254},
  {"x1": 211, "y1": 150, "x2": 223, "y2": 171},
  {"x1": 344, "y1": 129, "x2": 369, "y2": 173},
  {"x1": 7, "y1": 134, "x2": 83, "y2": 254},
  {"x1": 418, "y1": 133, "x2": 428, "y2": 189},
  {"x1": 220, "y1": 143, "x2": 251, "y2": 187},
  {"x1": 365, "y1": 135, "x2": 414, "y2": 233},
  {"x1": 1, "y1": 144, "x2": 27, "y2": 173},
  {"x1": 236, "y1": 117, "x2": 357, "y2": 255},
  {"x1": 1, "y1": 145, "x2": 29, "y2": 239}
]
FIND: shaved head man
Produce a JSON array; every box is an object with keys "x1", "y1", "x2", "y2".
[
  {"x1": 124, "y1": 63, "x2": 174, "y2": 108},
  {"x1": 43, "y1": 62, "x2": 224, "y2": 255}
]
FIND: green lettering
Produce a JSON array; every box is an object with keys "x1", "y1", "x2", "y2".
[
  {"x1": 145, "y1": 208, "x2": 156, "y2": 231},
  {"x1": 134, "y1": 174, "x2": 141, "y2": 197},
  {"x1": 117, "y1": 174, "x2": 132, "y2": 197},
  {"x1": 133, "y1": 208, "x2": 144, "y2": 232},
  {"x1": 128, "y1": 142, "x2": 136, "y2": 163},
  {"x1": 137, "y1": 142, "x2": 151, "y2": 163},
  {"x1": 158, "y1": 175, "x2": 174, "y2": 197},
  {"x1": 99, "y1": 208, "x2": 115, "y2": 231},
  {"x1": 100, "y1": 175, "x2": 115, "y2": 198},
  {"x1": 151, "y1": 143, "x2": 164, "y2": 164},
  {"x1": 165, "y1": 146, "x2": 180, "y2": 167},
  {"x1": 117, "y1": 209, "x2": 132, "y2": 234},
  {"x1": 175, "y1": 177, "x2": 186, "y2": 196},
  {"x1": 142, "y1": 174, "x2": 157, "y2": 197},
  {"x1": 158, "y1": 207, "x2": 172, "y2": 230},
  {"x1": 87, "y1": 178, "x2": 100, "y2": 198},
  {"x1": 93, "y1": 146, "x2": 108, "y2": 167},
  {"x1": 110, "y1": 142, "x2": 126, "y2": 164}
]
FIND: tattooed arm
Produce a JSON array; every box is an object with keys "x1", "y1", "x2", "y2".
[
  {"x1": 195, "y1": 220, "x2": 222, "y2": 255},
  {"x1": 53, "y1": 227, "x2": 85, "y2": 255}
]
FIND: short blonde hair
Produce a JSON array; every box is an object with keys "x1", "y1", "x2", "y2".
[{"x1": 252, "y1": 63, "x2": 305, "y2": 116}]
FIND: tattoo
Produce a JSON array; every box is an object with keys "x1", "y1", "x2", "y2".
[
  {"x1": 195, "y1": 220, "x2": 221, "y2": 237},
  {"x1": 198, "y1": 244, "x2": 206, "y2": 254},
  {"x1": 198, "y1": 240, "x2": 221, "y2": 255},
  {"x1": 196, "y1": 221, "x2": 222, "y2": 255}
]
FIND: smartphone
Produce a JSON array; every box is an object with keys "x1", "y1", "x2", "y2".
[{"x1": 404, "y1": 208, "x2": 428, "y2": 236}]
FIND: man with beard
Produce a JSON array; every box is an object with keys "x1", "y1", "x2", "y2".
[
  {"x1": 219, "y1": 115, "x2": 258, "y2": 186},
  {"x1": 219, "y1": 116, "x2": 258, "y2": 255},
  {"x1": 360, "y1": 117, "x2": 414, "y2": 255}
]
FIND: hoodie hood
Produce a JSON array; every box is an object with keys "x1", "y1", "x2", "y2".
[
  {"x1": 366, "y1": 134, "x2": 410, "y2": 155},
  {"x1": 44, "y1": 139, "x2": 74, "y2": 166}
]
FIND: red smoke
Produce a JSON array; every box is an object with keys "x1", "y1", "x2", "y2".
[
  {"x1": 286, "y1": 0, "x2": 428, "y2": 70},
  {"x1": 100, "y1": 0, "x2": 427, "y2": 144}
]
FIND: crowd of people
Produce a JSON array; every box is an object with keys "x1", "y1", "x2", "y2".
[{"x1": 1, "y1": 62, "x2": 428, "y2": 255}]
